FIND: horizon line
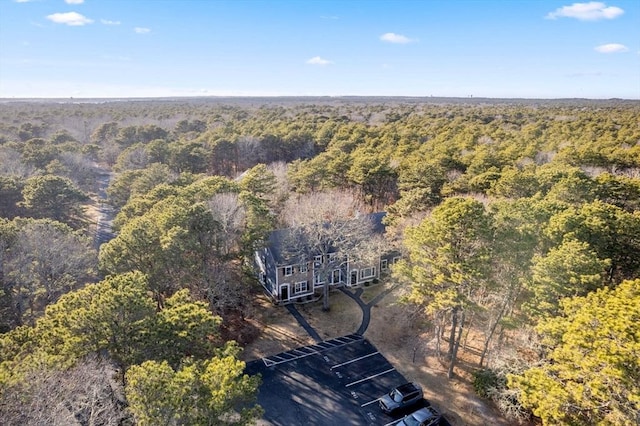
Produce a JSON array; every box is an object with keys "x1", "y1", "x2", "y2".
[{"x1": 1, "y1": 95, "x2": 639, "y2": 102}]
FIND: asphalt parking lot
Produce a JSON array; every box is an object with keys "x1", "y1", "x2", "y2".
[{"x1": 245, "y1": 334, "x2": 450, "y2": 425}]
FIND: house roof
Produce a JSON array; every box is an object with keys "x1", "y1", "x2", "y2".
[
  {"x1": 369, "y1": 211, "x2": 387, "y2": 234},
  {"x1": 265, "y1": 212, "x2": 387, "y2": 266}
]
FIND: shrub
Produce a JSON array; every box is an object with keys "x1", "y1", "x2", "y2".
[
  {"x1": 473, "y1": 366, "x2": 530, "y2": 423},
  {"x1": 473, "y1": 368, "x2": 500, "y2": 398}
]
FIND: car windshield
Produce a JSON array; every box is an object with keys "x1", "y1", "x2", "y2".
[
  {"x1": 391, "y1": 389, "x2": 403, "y2": 402},
  {"x1": 401, "y1": 413, "x2": 422, "y2": 426}
]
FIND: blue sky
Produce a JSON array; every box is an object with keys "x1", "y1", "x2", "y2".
[{"x1": 1, "y1": 0, "x2": 638, "y2": 99}]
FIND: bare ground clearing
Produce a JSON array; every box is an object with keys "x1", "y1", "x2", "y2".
[{"x1": 242, "y1": 283, "x2": 511, "y2": 426}]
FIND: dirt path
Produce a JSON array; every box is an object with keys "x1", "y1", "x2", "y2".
[
  {"x1": 93, "y1": 167, "x2": 115, "y2": 248},
  {"x1": 84, "y1": 163, "x2": 115, "y2": 249}
]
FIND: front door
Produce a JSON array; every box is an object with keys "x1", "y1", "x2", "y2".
[
  {"x1": 350, "y1": 270, "x2": 358, "y2": 285},
  {"x1": 280, "y1": 285, "x2": 289, "y2": 301}
]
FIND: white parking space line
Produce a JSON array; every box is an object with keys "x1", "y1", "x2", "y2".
[
  {"x1": 360, "y1": 397, "x2": 381, "y2": 407},
  {"x1": 331, "y1": 351, "x2": 380, "y2": 369},
  {"x1": 383, "y1": 420, "x2": 400, "y2": 426},
  {"x1": 346, "y1": 368, "x2": 396, "y2": 387},
  {"x1": 260, "y1": 334, "x2": 365, "y2": 367}
]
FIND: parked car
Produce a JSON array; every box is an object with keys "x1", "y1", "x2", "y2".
[
  {"x1": 396, "y1": 406, "x2": 442, "y2": 426},
  {"x1": 379, "y1": 382, "x2": 423, "y2": 414}
]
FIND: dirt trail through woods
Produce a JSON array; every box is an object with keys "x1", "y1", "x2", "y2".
[{"x1": 84, "y1": 163, "x2": 115, "y2": 249}]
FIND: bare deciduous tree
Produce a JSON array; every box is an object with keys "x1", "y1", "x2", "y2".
[
  {"x1": 282, "y1": 190, "x2": 383, "y2": 311},
  {"x1": 58, "y1": 152, "x2": 101, "y2": 191},
  {"x1": 114, "y1": 144, "x2": 151, "y2": 172},
  {"x1": 207, "y1": 193, "x2": 246, "y2": 258},
  {"x1": 236, "y1": 136, "x2": 262, "y2": 171},
  {"x1": 6, "y1": 219, "x2": 97, "y2": 325},
  {"x1": 202, "y1": 193, "x2": 249, "y2": 315},
  {"x1": 0, "y1": 146, "x2": 35, "y2": 177},
  {"x1": 0, "y1": 355, "x2": 127, "y2": 426}
]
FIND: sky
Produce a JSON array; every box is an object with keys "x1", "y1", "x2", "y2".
[{"x1": 0, "y1": 0, "x2": 638, "y2": 99}]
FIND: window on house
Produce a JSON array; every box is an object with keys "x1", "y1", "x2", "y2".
[
  {"x1": 294, "y1": 281, "x2": 309, "y2": 294},
  {"x1": 331, "y1": 269, "x2": 341, "y2": 284},
  {"x1": 314, "y1": 273, "x2": 323, "y2": 286},
  {"x1": 314, "y1": 255, "x2": 323, "y2": 267},
  {"x1": 381, "y1": 259, "x2": 388, "y2": 270},
  {"x1": 328, "y1": 253, "x2": 337, "y2": 263},
  {"x1": 393, "y1": 256, "x2": 400, "y2": 264},
  {"x1": 299, "y1": 263, "x2": 308, "y2": 273},
  {"x1": 284, "y1": 266, "x2": 293, "y2": 276},
  {"x1": 360, "y1": 267, "x2": 375, "y2": 279}
]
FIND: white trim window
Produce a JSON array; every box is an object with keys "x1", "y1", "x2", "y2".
[
  {"x1": 381, "y1": 259, "x2": 388, "y2": 271},
  {"x1": 331, "y1": 269, "x2": 341, "y2": 284},
  {"x1": 299, "y1": 263, "x2": 308, "y2": 273},
  {"x1": 314, "y1": 255, "x2": 323, "y2": 267},
  {"x1": 294, "y1": 281, "x2": 309, "y2": 294},
  {"x1": 360, "y1": 267, "x2": 376, "y2": 279},
  {"x1": 284, "y1": 266, "x2": 293, "y2": 276},
  {"x1": 328, "y1": 253, "x2": 337, "y2": 263},
  {"x1": 314, "y1": 273, "x2": 323, "y2": 286}
]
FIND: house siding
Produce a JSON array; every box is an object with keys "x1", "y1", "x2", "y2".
[
  {"x1": 256, "y1": 252, "x2": 398, "y2": 304},
  {"x1": 254, "y1": 213, "x2": 399, "y2": 304},
  {"x1": 264, "y1": 261, "x2": 313, "y2": 303}
]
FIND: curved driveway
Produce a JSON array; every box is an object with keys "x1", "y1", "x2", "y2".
[{"x1": 286, "y1": 284, "x2": 399, "y2": 340}]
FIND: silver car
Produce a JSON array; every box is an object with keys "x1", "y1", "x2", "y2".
[
  {"x1": 379, "y1": 382, "x2": 423, "y2": 414},
  {"x1": 396, "y1": 406, "x2": 442, "y2": 426}
]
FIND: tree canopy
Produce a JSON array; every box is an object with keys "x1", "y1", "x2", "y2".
[
  {"x1": 0, "y1": 271, "x2": 261, "y2": 425},
  {"x1": 509, "y1": 280, "x2": 640, "y2": 425},
  {"x1": 1, "y1": 98, "x2": 639, "y2": 424}
]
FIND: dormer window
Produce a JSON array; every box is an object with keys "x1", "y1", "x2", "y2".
[{"x1": 284, "y1": 266, "x2": 293, "y2": 276}]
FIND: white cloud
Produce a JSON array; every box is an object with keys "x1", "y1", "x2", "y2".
[
  {"x1": 595, "y1": 43, "x2": 629, "y2": 53},
  {"x1": 65, "y1": 0, "x2": 84, "y2": 4},
  {"x1": 134, "y1": 27, "x2": 151, "y2": 34},
  {"x1": 380, "y1": 32, "x2": 414, "y2": 44},
  {"x1": 101, "y1": 19, "x2": 121, "y2": 25},
  {"x1": 15, "y1": 0, "x2": 35, "y2": 3},
  {"x1": 546, "y1": 2, "x2": 624, "y2": 20},
  {"x1": 46, "y1": 12, "x2": 93, "y2": 26},
  {"x1": 306, "y1": 56, "x2": 333, "y2": 65}
]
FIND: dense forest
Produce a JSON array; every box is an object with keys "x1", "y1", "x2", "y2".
[{"x1": 0, "y1": 97, "x2": 639, "y2": 425}]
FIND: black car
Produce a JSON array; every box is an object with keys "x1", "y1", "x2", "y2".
[{"x1": 378, "y1": 382, "x2": 423, "y2": 414}]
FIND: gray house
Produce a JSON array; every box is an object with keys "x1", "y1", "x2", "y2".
[{"x1": 254, "y1": 212, "x2": 399, "y2": 304}]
